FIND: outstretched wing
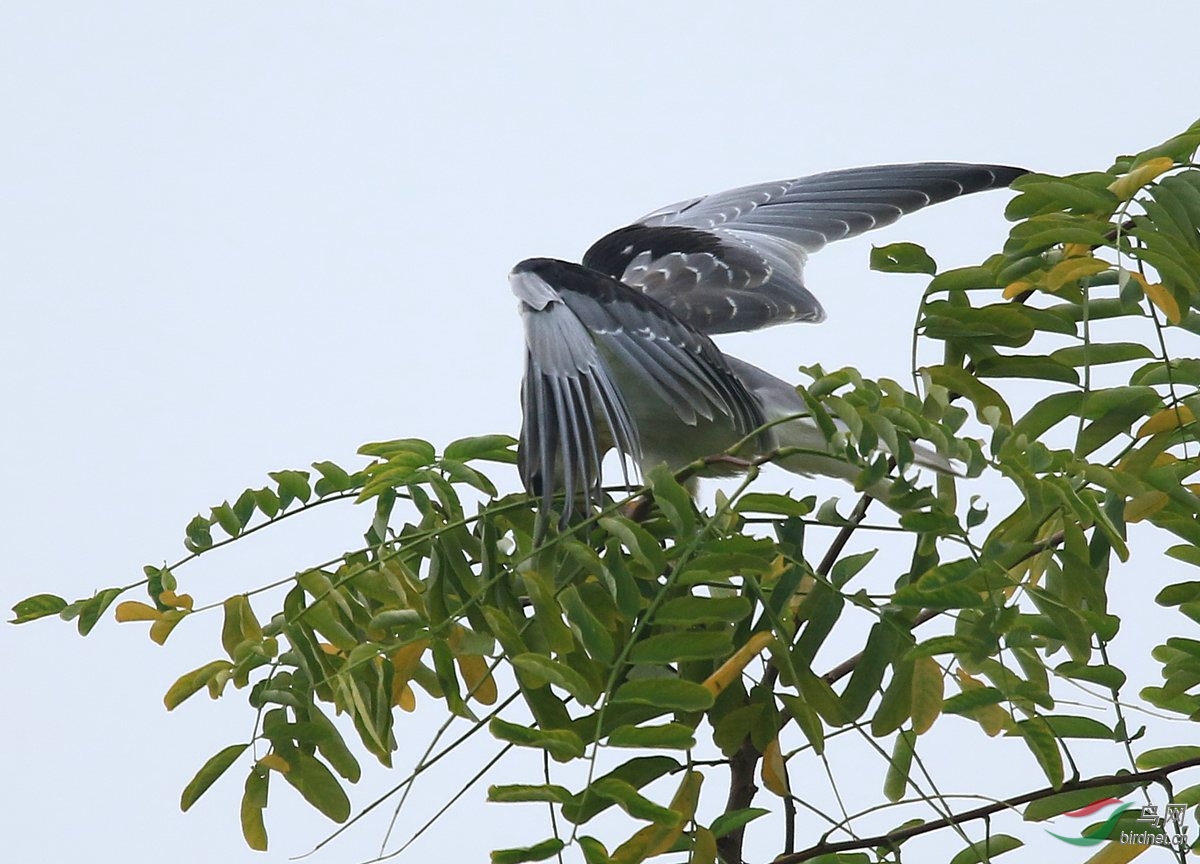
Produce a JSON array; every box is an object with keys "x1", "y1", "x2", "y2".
[
  {"x1": 512, "y1": 257, "x2": 765, "y2": 528},
  {"x1": 582, "y1": 162, "x2": 1027, "y2": 334}
]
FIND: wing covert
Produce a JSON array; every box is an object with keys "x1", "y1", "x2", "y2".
[{"x1": 583, "y1": 162, "x2": 1027, "y2": 334}]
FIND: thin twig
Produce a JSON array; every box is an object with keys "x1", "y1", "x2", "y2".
[{"x1": 777, "y1": 755, "x2": 1200, "y2": 863}]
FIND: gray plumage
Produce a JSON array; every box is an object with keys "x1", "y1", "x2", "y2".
[
  {"x1": 582, "y1": 163, "x2": 1026, "y2": 334},
  {"x1": 514, "y1": 162, "x2": 1027, "y2": 529}
]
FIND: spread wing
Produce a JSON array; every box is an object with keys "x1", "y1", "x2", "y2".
[
  {"x1": 582, "y1": 162, "x2": 1027, "y2": 334},
  {"x1": 512, "y1": 257, "x2": 765, "y2": 529}
]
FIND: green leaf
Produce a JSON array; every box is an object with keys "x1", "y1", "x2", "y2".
[
  {"x1": 253, "y1": 487, "x2": 280, "y2": 518},
  {"x1": 312, "y1": 460, "x2": 353, "y2": 495},
  {"x1": 1156, "y1": 581, "x2": 1200, "y2": 606},
  {"x1": 1166, "y1": 546, "x2": 1200, "y2": 569},
  {"x1": 657, "y1": 596, "x2": 753, "y2": 625},
  {"x1": 841, "y1": 622, "x2": 900, "y2": 721},
  {"x1": 647, "y1": 463, "x2": 695, "y2": 535},
  {"x1": 779, "y1": 693, "x2": 825, "y2": 755},
  {"x1": 599, "y1": 516, "x2": 667, "y2": 574},
  {"x1": 735, "y1": 492, "x2": 814, "y2": 517},
  {"x1": 180, "y1": 743, "x2": 248, "y2": 811},
  {"x1": 883, "y1": 729, "x2": 915, "y2": 802},
  {"x1": 440, "y1": 459, "x2": 499, "y2": 496},
  {"x1": 973, "y1": 355, "x2": 1079, "y2": 385},
  {"x1": 75, "y1": 587, "x2": 123, "y2": 636},
  {"x1": 628, "y1": 631, "x2": 733, "y2": 664},
  {"x1": 829, "y1": 550, "x2": 877, "y2": 588},
  {"x1": 164, "y1": 660, "x2": 235, "y2": 710},
  {"x1": 611, "y1": 678, "x2": 714, "y2": 712},
  {"x1": 9, "y1": 593, "x2": 67, "y2": 624},
  {"x1": 1040, "y1": 715, "x2": 1114, "y2": 739},
  {"x1": 892, "y1": 582, "x2": 983, "y2": 610},
  {"x1": 910, "y1": 656, "x2": 944, "y2": 735},
  {"x1": 1007, "y1": 173, "x2": 1118, "y2": 217},
  {"x1": 926, "y1": 265, "x2": 998, "y2": 294},
  {"x1": 489, "y1": 718, "x2": 586, "y2": 761},
  {"x1": 488, "y1": 784, "x2": 572, "y2": 804},
  {"x1": 948, "y1": 834, "x2": 1023, "y2": 864},
  {"x1": 577, "y1": 836, "x2": 610, "y2": 864},
  {"x1": 608, "y1": 722, "x2": 697, "y2": 750},
  {"x1": 560, "y1": 586, "x2": 616, "y2": 665},
  {"x1": 1023, "y1": 782, "x2": 1139, "y2": 822},
  {"x1": 1135, "y1": 745, "x2": 1200, "y2": 770},
  {"x1": 511, "y1": 653, "x2": 598, "y2": 705},
  {"x1": 280, "y1": 749, "x2": 351, "y2": 822},
  {"x1": 211, "y1": 502, "x2": 242, "y2": 538},
  {"x1": 589, "y1": 777, "x2": 678, "y2": 824},
  {"x1": 444, "y1": 434, "x2": 518, "y2": 464},
  {"x1": 1013, "y1": 391, "x2": 1082, "y2": 440},
  {"x1": 561, "y1": 756, "x2": 681, "y2": 824},
  {"x1": 358, "y1": 437, "x2": 437, "y2": 462},
  {"x1": 871, "y1": 241, "x2": 937, "y2": 275},
  {"x1": 1055, "y1": 661, "x2": 1127, "y2": 690},
  {"x1": 184, "y1": 514, "x2": 213, "y2": 552},
  {"x1": 924, "y1": 365, "x2": 1012, "y2": 426},
  {"x1": 240, "y1": 768, "x2": 269, "y2": 851},
  {"x1": 268, "y1": 469, "x2": 312, "y2": 508},
  {"x1": 922, "y1": 303, "x2": 1035, "y2": 347},
  {"x1": 709, "y1": 807, "x2": 770, "y2": 839},
  {"x1": 1017, "y1": 717, "x2": 1063, "y2": 787},
  {"x1": 491, "y1": 839, "x2": 565, "y2": 864},
  {"x1": 1050, "y1": 342, "x2": 1155, "y2": 367},
  {"x1": 943, "y1": 687, "x2": 1005, "y2": 714}
]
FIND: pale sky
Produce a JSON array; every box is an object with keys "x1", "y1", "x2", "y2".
[{"x1": 3, "y1": 3, "x2": 1199, "y2": 862}]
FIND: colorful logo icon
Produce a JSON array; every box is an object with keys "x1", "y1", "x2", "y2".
[{"x1": 1046, "y1": 798, "x2": 1132, "y2": 847}]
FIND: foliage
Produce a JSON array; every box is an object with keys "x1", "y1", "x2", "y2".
[{"x1": 13, "y1": 120, "x2": 1200, "y2": 864}]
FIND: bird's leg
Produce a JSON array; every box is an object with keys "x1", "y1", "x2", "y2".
[
  {"x1": 701, "y1": 453, "x2": 756, "y2": 471},
  {"x1": 620, "y1": 494, "x2": 656, "y2": 522}
]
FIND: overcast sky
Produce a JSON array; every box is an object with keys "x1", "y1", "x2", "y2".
[{"x1": 4, "y1": 3, "x2": 1199, "y2": 862}]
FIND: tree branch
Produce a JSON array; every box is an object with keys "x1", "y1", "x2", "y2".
[
  {"x1": 776, "y1": 756, "x2": 1200, "y2": 863},
  {"x1": 717, "y1": 737, "x2": 763, "y2": 864}
]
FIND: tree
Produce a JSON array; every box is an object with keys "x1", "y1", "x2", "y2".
[{"x1": 13, "y1": 120, "x2": 1200, "y2": 864}]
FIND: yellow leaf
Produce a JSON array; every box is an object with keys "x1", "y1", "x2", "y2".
[
  {"x1": 1136, "y1": 405, "x2": 1194, "y2": 438},
  {"x1": 115, "y1": 601, "x2": 162, "y2": 623},
  {"x1": 1128, "y1": 271, "x2": 1183, "y2": 324},
  {"x1": 1124, "y1": 491, "x2": 1170, "y2": 523},
  {"x1": 393, "y1": 680, "x2": 416, "y2": 712},
  {"x1": 610, "y1": 770, "x2": 703, "y2": 864},
  {"x1": 1045, "y1": 255, "x2": 1110, "y2": 291},
  {"x1": 392, "y1": 639, "x2": 429, "y2": 676},
  {"x1": 1082, "y1": 839, "x2": 1151, "y2": 864},
  {"x1": 702, "y1": 631, "x2": 774, "y2": 698},
  {"x1": 1002, "y1": 279, "x2": 1033, "y2": 300},
  {"x1": 318, "y1": 642, "x2": 341, "y2": 656},
  {"x1": 149, "y1": 609, "x2": 186, "y2": 645},
  {"x1": 391, "y1": 639, "x2": 429, "y2": 708},
  {"x1": 1063, "y1": 243, "x2": 1092, "y2": 258},
  {"x1": 954, "y1": 668, "x2": 1009, "y2": 736},
  {"x1": 1146, "y1": 284, "x2": 1183, "y2": 324},
  {"x1": 910, "y1": 656, "x2": 944, "y2": 735},
  {"x1": 690, "y1": 827, "x2": 718, "y2": 864},
  {"x1": 760, "y1": 737, "x2": 790, "y2": 797},
  {"x1": 159, "y1": 590, "x2": 194, "y2": 611},
  {"x1": 1108, "y1": 156, "x2": 1175, "y2": 200},
  {"x1": 455, "y1": 653, "x2": 497, "y2": 705},
  {"x1": 257, "y1": 753, "x2": 290, "y2": 774}
]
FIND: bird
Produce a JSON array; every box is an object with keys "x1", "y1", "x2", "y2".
[{"x1": 511, "y1": 162, "x2": 1028, "y2": 531}]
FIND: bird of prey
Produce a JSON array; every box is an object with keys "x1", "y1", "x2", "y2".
[{"x1": 511, "y1": 163, "x2": 1027, "y2": 530}]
